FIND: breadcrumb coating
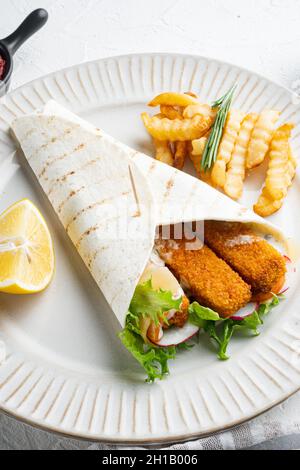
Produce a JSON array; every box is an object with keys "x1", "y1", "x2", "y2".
[
  {"x1": 155, "y1": 236, "x2": 251, "y2": 318},
  {"x1": 204, "y1": 221, "x2": 286, "y2": 295}
]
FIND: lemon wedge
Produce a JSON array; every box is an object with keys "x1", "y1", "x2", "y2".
[{"x1": 0, "y1": 199, "x2": 55, "y2": 294}]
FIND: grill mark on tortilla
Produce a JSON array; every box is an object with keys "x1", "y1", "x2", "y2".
[
  {"x1": 162, "y1": 176, "x2": 175, "y2": 210},
  {"x1": 183, "y1": 179, "x2": 199, "y2": 212},
  {"x1": 57, "y1": 185, "x2": 86, "y2": 214},
  {"x1": 128, "y1": 164, "x2": 141, "y2": 218},
  {"x1": 65, "y1": 190, "x2": 131, "y2": 233},
  {"x1": 38, "y1": 143, "x2": 86, "y2": 179},
  {"x1": 76, "y1": 224, "x2": 102, "y2": 249},
  {"x1": 147, "y1": 160, "x2": 157, "y2": 175},
  {"x1": 47, "y1": 157, "x2": 101, "y2": 197},
  {"x1": 28, "y1": 124, "x2": 79, "y2": 160},
  {"x1": 56, "y1": 174, "x2": 128, "y2": 216},
  {"x1": 87, "y1": 245, "x2": 109, "y2": 270},
  {"x1": 75, "y1": 215, "x2": 118, "y2": 249},
  {"x1": 129, "y1": 150, "x2": 140, "y2": 161},
  {"x1": 23, "y1": 128, "x2": 36, "y2": 141}
]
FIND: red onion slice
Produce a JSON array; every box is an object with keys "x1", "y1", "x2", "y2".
[{"x1": 230, "y1": 302, "x2": 257, "y2": 321}]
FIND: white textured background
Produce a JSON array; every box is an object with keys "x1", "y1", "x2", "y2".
[
  {"x1": 2, "y1": 0, "x2": 300, "y2": 92},
  {"x1": 1, "y1": 0, "x2": 300, "y2": 450}
]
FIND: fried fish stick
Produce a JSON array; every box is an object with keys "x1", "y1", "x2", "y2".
[
  {"x1": 155, "y1": 236, "x2": 251, "y2": 318},
  {"x1": 204, "y1": 221, "x2": 286, "y2": 297}
]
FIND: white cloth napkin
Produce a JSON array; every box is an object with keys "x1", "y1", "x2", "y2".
[{"x1": 0, "y1": 391, "x2": 299, "y2": 450}]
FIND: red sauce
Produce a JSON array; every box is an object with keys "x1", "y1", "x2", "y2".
[{"x1": 0, "y1": 55, "x2": 6, "y2": 80}]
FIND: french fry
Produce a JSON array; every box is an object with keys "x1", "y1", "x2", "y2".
[
  {"x1": 191, "y1": 136, "x2": 208, "y2": 157},
  {"x1": 211, "y1": 110, "x2": 245, "y2": 188},
  {"x1": 183, "y1": 103, "x2": 217, "y2": 120},
  {"x1": 188, "y1": 137, "x2": 211, "y2": 183},
  {"x1": 253, "y1": 187, "x2": 283, "y2": 217},
  {"x1": 141, "y1": 112, "x2": 212, "y2": 142},
  {"x1": 174, "y1": 141, "x2": 187, "y2": 170},
  {"x1": 153, "y1": 139, "x2": 174, "y2": 166},
  {"x1": 160, "y1": 105, "x2": 183, "y2": 120},
  {"x1": 189, "y1": 151, "x2": 202, "y2": 174},
  {"x1": 286, "y1": 145, "x2": 297, "y2": 187},
  {"x1": 246, "y1": 109, "x2": 280, "y2": 169},
  {"x1": 224, "y1": 113, "x2": 258, "y2": 200},
  {"x1": 198, "y1": 167, "x2": 212, "y2": 185},
  {"x1": 265, "y1": 123, "x2": 294, "y2": 200},
  {"x1": 148, "y1": 92, "x2": 199, "y2": 108},
  {"x1": 190, "y1": 137, "x2": 208, "y2": 172},
  {"x1": 254, "y1": 161, "x2": 296, "y2": 217},
  {"x1": 254, "y1": 133, "x2": 297, "y2": 217},
  {"x1": 184, "y1": 91, "x2": 198, "y2": 98}
]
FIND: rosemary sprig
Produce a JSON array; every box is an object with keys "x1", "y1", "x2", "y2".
[{"x1": 201, "y1": 83, "x2": 237, "y2": 171}]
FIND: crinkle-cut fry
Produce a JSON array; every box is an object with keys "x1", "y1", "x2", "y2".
[
  {"x1": 148, "y1": 92, "x2": 199, "y2": 108},
  {"x1": 183, "y1": 103, "x2": 217, "y2": 120},
  {"x1": 153, "y1": 139, "x2": 174, "y2": 166},
  {"x1": 160, "y1": 105, "x2": 183, "y2": 120},
  {"x1": 141, "y1": 112, "x2": 212, "y2": 142},
  {"x1": 253, "y1": 187, "x2": 283, "y2": 217},
  {"x1": 190, "y1": 153, "x2": 212, "y2": 184},
  {"x1": 174, "y1": 141, "x2": 187, "y2": 170},
  {"x1": 184, "y1": 91, "x2": 198, "y2": 98},
  {"x1": 286, "y1": 145, "x2": 297, "y2": 187},
  {"x1": 198, "y1": 168, "x2": 212, "y2": 185},
  {"x1": 189, "y1": 152, "x2": 202, "y2": 174},
  {"x1": 188, "y1": 138, "x2": 212, "y2": 184},
  {"x1": 191, "y1": 136, "x2": 208, "y2": 157},
  {"x1": 246, "y1": 109, "x2": 280, "y2": 169},
  {"x1": 198, "y1": 167, "x2": 212, "y2": 185},
  {"x1": 224, "y1": 113, "x2": 258, "y2": 200},
  {"x1": 211, "y1": 110, "x2": 245, "y2": 189},
  {"x1": 254, "y1": 139, "x2": 297, "y2": 217},
  {"x1": 265, "y1": 123, "x2": 294, "y2": 200}
]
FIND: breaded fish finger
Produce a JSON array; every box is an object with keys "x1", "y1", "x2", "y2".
[
  {"x1": 204, "y1": 221, "x2": 286, "y2": 296},
  {"x1": 155, "y1": 236, "x2": 251, "y2": 318}
]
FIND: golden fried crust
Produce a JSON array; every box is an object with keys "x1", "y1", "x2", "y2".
[
  {"x1": 204, "y1": 221, "x2": 286, "y2": 295},
  {"x1": 164, "y1": 296, "x2": 190, "y2": 329},
  {"x1": 155, "y1": 237, "x2": 251, "y2": 318}
]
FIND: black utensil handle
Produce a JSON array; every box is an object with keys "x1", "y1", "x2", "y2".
[{"x1": 1, "y1": 9, "x2": 48, "y2": 56}]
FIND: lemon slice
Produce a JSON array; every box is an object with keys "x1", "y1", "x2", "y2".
[{"x1": 0, "y1": 199, "x2": 55, "y2": 294}]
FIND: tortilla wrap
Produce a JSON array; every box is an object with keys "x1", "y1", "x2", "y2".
[{"x1": 11, "y1": 101, "x2": 287, "y2": 327}]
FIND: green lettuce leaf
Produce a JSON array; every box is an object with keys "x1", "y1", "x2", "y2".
[
  {"x1": 119, "y1": 328, "x2": 176, "y2": 382},
  {"x1": 119, "y1": 279, "x2": 284, "y2": 381},
  {"x1": 189, "y1": 295, "x2": 283, "y2": 361},
  {"x1": 129, "y1": 279, "x2": 182, "y2": 325},
  {"x1": 189, "y1": 302, "x2": 221, "y2": 327},
  {"x1": 119, "y1": 279, "x2": 184, "y2": 382}
]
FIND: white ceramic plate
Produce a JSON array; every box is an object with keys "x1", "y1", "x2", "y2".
[{"x1": 0, "y1": 53, "x2": 300, "y2": 444}]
